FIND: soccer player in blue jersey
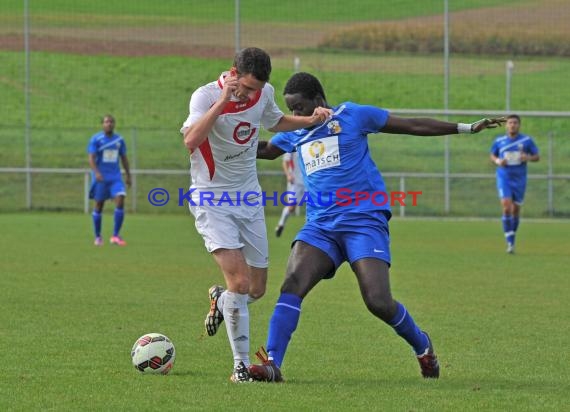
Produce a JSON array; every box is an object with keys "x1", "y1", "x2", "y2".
[
  {"x1": 249, "y1": 72, "x2": 505, "y2": 381},
  {"x1": 490, "y1": 115, "x2": 539, "y2": 254},
  {"x1": 87, "y1": 115, "x2": 131, "y2": 246}
]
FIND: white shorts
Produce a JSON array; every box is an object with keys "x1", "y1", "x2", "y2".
[
  {"x1": 286, "y1": 182, "x2": 305, "y2": 202},
  {"x1": 189, "y1": 203, "x2": 269, "y2": 268}
]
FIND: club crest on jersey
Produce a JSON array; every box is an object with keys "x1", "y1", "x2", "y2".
[
  {"x1": 327, "y1": 120, "x2": 342, "y2": 135},
  {"x1": 233, "y1": 121, "x2": 257, "y2": 145},
  {"x1": 308, "y1": 141, "x2": 325, "y2": 158},
  {"x1": 301, "y1": 135, "x2": 341, "y2": 176}
]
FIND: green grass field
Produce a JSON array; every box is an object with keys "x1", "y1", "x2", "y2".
[
  {"x1": 1, "y1": 1, "x2": 569, "y2": 410},
  {"x1": 1, "y1": 213, "x2": 568, "y2": 411}
]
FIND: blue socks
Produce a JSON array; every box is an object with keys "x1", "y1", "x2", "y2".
[
  {"x1": 502, "y1": 214, "x2": 515, "y2": 245},
  {"x1": 266, "y1": 293, "x2": 302, "y2": 368},
  {"x1": 265, "y1": 296, "x2": 429, "y2": 365},
  {"x1": 113, "y1": 208, "x2": 125, "y2": 237},
  {"x1": 92, "y1": 210, "x2": 102, "y2": 237},
  {"x1": 513, "y1": 216, "x2": 520, "y2": 233},
  {"x1": 388, "y1": 302, "x2": 429, "y2": 356}
]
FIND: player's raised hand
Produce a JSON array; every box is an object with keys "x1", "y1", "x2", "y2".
[
  {"x1": 471, "y1": 117, "x2": 507, "y2": 133},
  {"x1": 310, "y1": 107, "x2": 333, "y2": 124},
  {"x1": 221, "y1": 69, "x2": 238, "y2": 102}
]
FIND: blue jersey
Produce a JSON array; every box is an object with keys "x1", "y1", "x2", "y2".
[
  {"x1": 490, "y1": 134, "x2": 538, "y2": 183},
  {"x1": 87, "y1": 132, "x2": 126, "y2": 181},
  {"x1": 271, "y1": 102, "x2": 390, "y2": 222}
]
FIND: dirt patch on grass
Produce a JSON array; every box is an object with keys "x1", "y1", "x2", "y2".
[
  {"x1": 0, "y1": 22, "x2": 328, "y2": 57},
  {"x1": 0, "y1": 33, "x2": 235, "y2": 58}
]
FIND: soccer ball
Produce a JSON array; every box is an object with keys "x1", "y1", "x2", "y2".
[{"x1": 131, "y1": 333, "x2": 175, "y2": 374}]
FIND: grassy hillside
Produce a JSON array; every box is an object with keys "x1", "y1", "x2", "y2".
[{"x1": 0, "y1": 0, "x2": 530, "y2": 25}]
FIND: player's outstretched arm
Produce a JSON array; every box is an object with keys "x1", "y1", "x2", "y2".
[
  {"x1": 269, "y1": 107, "x2": 332, "y2": 132},
  {"x1": 381, "y1": 115, "x2": 506, "y2": 136},
  {"x1": 257, "y1": 140, "x2": 285, "y2": 160}
]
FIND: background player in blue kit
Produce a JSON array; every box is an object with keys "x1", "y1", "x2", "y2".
[
  {"x1": 250, "y1": 72, "x2": 505, "y2": 382},
  {"x1": 490, "y1": 115, "x2": 540, "y2": 254},
  {"x1": 87, "y1": 115, "x2": 131, "y2": 246}
]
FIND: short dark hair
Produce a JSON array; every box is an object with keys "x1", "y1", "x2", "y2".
[
  {"x1": 233, "y1": 47, "x2": 272, "y2": 82},
  {"x1": 507, "y1": 114, "x2": 521, "y2": 123},
  {"x1": 283, "y1": 72, "x2": 326, "y2": 102},
  {"x1": 101, "y1": 114, "x2": 115, "y2": 123}
]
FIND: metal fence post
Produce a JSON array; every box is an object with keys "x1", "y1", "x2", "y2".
[
  {"x1": 400, "y1": 175, "x2": 406, "y2": 217},
  {"x1": 547, "y1": 131, "x2": 554, "y2": 217},
  {"x1": 506, "y1": 60, "x2": 514, "y2": 112},
  {"x1": 24, "y1": 0, "x2": 32, "y2": 210},
  {"x1": 235, "y1": 0, "x2": 240, "y2": 53},
  {"x1": 443, "y1": 0, "x2": 451, "y2": 215},
  {"x1": 131, "y1": 127, "x2": 137, "y2": 213},
  {"x1": 84, "y1": 171, "x2": 90, "y2": 214}
]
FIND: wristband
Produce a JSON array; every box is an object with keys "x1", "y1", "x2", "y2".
[
  {"x1": 495, "y1": 158, "x2": 502, "y2": 166},
  {"x1": 457, "y1": 123, "x2": 472, "y2": 134}
]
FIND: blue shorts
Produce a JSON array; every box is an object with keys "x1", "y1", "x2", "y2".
[
  {"x1": 89, "y1": 180, "x2": 126, "y2": 202},
  {"x1": 294, "y1": 210, "x2": 391, "y2": 279},
  {"x1": 497, "y1": 178, "x2": 526, "y2": 205}
]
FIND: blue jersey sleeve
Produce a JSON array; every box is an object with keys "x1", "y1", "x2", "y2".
[
  {"x1": 87, "y1": 137, "x2": 97, "y2": 154},
  {"x1": 526, "y1": 138, "x2": 539, "y2": 155},
  {"x1": 270, "y1": 131, "x2": 295, "y2": 153},
  {"x1": 354, "y1": 104, "x2": 389, "y2": 134}
]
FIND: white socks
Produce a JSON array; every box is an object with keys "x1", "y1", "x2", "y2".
[
  {"x1": 217, "y1": 291, "x2": 257, "y2": 308},
  {"x1": 220, "y1": 291, "x2": 250, "y2": 368},
  {"x1": 278, "y1": 207, "x2": 290, "y2": 227}
]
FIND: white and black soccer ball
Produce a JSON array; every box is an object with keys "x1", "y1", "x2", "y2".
[{"x1": 131, "y1": 333, "x2": 175, "y2": 374}]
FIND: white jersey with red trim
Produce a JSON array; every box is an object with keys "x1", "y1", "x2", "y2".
[
  {"x1": 283, "y1": 152, "x2": 304, "y2": 186},
  {"x1": 181, "y1": 72, "x2": 284, "y2": 200}
]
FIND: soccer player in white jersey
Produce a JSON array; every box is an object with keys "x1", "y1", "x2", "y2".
[
  {"x1": 490, "y1": 115, "x2": 539, "y2": 253},
  {"x1": 180, "y1": 48, "x2": 331, "y2": 382},
  {"x1": 275, "y1": 151, "x2": 306, "y2": 237}
]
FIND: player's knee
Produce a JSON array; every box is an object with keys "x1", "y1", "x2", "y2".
[
  {"x1": 225, "y1": 272, "x2": 250, "y2": 294},
  {"x1": 363, "y1": 292, "x2": 396, "y2": 321},
  {"x1": 249, "y1": 284, "x2": 266, "y2": 300},
  {"x1": 280, "y1": 272, "x2": 304, "y2": 296}
]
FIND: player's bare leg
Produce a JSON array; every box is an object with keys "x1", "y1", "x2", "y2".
[
  {"x1": 110, "y1": 195, "x2": 127, "y2": 246},
  {"x1": 249, "y1": 241, "x2": 332, "y2": 382},
  {"x1": 501, "y1": 197, "x2": 516, "y2": 253},
  {"x1": 93, "y1": 200, "x2": 104, "y2": 246},
  {"x1": 351, "y1": 258, "x2": 439, "y2": 378},
  {"x1": 211, "y1": 248, "x2": 253, "y2": 382},
  {"x1": 248, "y1": 266, "x2": 267, "y2": 302}
]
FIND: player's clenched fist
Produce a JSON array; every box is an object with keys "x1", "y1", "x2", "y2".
[{"x1": 310, "y1": 107, "x2": 333, "y2": 124}]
